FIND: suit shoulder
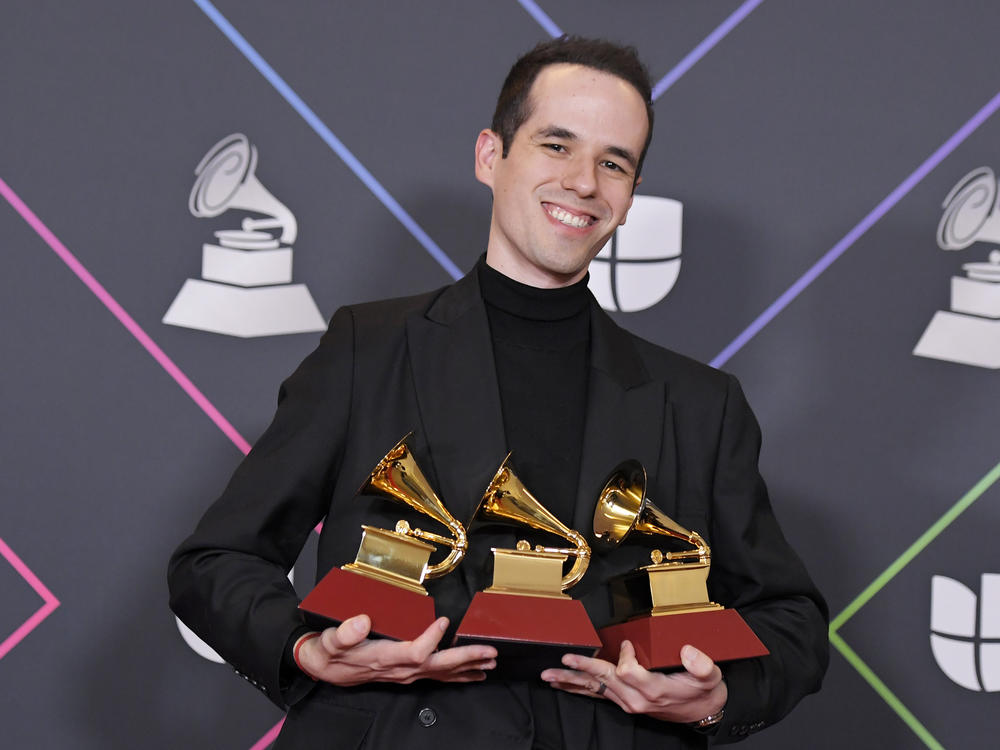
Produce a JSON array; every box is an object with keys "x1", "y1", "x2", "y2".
[
  {"x1": 338, "y1": 286, "x2": 448, "y2": 330},
  {"x1": 626, "y1": 329, "x2": 734, "y2": 395}
]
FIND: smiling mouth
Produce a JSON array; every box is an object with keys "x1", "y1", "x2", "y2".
[{"x1": 544, "y1": 203, "x2": 596, "y2": 229}]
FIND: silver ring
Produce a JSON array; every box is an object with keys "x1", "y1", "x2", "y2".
[{"x1": 595, "y1": 680, "x2": 608, "y2": 696}]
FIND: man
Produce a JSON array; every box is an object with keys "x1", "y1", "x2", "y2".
[{"x1": 169, "y1": 37, "x2": 828, "y2": 748}]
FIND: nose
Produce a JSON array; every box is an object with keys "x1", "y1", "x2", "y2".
[{"x1": 561, "y1": 158, "x2": 597, "y2": 197}]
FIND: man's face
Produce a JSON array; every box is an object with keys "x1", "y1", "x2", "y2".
[{"x1": 476, "y1": 63, "x2": 649, "y2": 288}]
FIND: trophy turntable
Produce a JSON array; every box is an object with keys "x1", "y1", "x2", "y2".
[
  {"x1": 298, "y1": 434, "x2": 467, "y2": 641},
  {"x1": 592, "y1": 460, "x2": 768, "y2": 670},
  {"x1": 454, "y1": 454, "x2": 601, "y2": 678}
]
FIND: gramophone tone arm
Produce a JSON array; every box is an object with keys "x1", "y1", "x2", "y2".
[
  {"x1": 664, "y1": 548, "x2": 711, "y2": 563},
  {"x1": 408, "y1": 526, "x2": 466, "y2": 550},
  {"x1": 532, "y1": 527, "x2": 591, "y2": 590},
  {"x1": 532, "y1": 545, "x2": 579, "y2": 556},
  {"x1": 393, "y1": 519, "x2": 468, "y2": 580}
]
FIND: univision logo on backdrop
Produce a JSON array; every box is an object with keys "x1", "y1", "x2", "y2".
[
  {"x1": 589, "y1": 195, "x2": 682, "y2": 313},
  {"x1": 930, "y1": 573, "x2": 1000, "y2": 691}
]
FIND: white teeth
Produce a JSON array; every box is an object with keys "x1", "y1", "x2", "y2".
[{"x1": 547, "y1": 205, "x2": 591, "y2": 228}]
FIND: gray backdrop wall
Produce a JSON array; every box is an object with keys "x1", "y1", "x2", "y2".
[{"x1": 2, "y1": 1, "x2": 998, "y2": 748}]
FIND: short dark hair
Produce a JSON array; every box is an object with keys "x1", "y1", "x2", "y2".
[{"x1": 491, "y1": 36, "x2": 654, "y2": 181}]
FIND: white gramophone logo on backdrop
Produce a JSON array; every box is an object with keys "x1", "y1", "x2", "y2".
[
  {"x1": 913, "y1": 167, "x2": 1000, "y2": 368},
  {"x1": 163, "y1": 133, "x2": 327, "y2": 337},
  {"x1": 588, "y1": 195, "x2": 682, "y2": 313},
  {"x1": 930, "y1": 574, "x2": 1000, "y2": 691}
]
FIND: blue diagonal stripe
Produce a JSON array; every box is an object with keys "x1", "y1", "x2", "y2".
[
  {"x1": 652, "y1": 0, "x2": 764, "y2": 100},
  {"x1": 517, "y1": 0, "x2": 563, "y2": 38},
  {"x1": 191, "y1": 0, "x2": 463, "y2": 281}
]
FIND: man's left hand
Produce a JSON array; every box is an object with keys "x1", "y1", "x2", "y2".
[{"x1": 540, "y1": 640, "x2": 727, "y2": 724}]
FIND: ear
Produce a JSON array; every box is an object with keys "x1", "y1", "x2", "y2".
[
  {"x1": 474, "y1": 129, "x2": 502, "y2": 189},
  {"x1": 621, "y1": 175, "x2": 641, "y2": 225}
]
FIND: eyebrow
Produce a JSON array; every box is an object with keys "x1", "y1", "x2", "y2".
[{"x1": 535, "y1": 125, "x2": 638, "y2": 170}]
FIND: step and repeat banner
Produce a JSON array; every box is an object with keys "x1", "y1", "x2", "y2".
[{"x1": 2, "y1": 1, "x2": 998, "y2": 748}]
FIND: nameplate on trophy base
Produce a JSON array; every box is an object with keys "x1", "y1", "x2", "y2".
[
  {"x1": 454, "y1": 591, "x2": 601, "y2": 680},
  {"x1": 298, "y1": 566, "x2": 435, "y2": 642},
  {"x1": 597, "y1": 609, "x2": 768, "y2": 670}
]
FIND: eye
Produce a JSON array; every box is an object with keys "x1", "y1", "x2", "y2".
[
  {"x1": 601, "y1": 160, "x2": 624, "y2": 172},
  {"x1": 544, "y1": 143, "x2": 566, "y2": 153}
]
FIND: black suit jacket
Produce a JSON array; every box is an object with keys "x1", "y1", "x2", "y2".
[{"x1": 168, "y1": 269, "x2": 828, "y2": 748}]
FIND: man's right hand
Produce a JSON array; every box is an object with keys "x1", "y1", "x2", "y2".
[{"x1": 294, "y1": 615, "x2": 497, "y2": 687}]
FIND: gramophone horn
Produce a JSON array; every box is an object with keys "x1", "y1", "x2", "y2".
[
  {"x1": 470, "y1": 454, "x2": 590, "y2": 590},
  {"x1": 359, "y1": 434, "x2": 467, "y2": 579},
  {"x1": 937, "y1": 166, "x2": 1000, "y2": 250},
  {"x1": 188, "y1": 132, "x2": 298, "y2": 243},
  {"x1": 593, "y1": 459, "x2": 709, "y2": 562}
]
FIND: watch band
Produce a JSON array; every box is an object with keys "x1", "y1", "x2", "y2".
[{"x1": 690, "y1": 708, "x2": 725, "y2": 728}]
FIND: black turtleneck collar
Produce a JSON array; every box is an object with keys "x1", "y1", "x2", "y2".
[{"x1": 477, "y1": 255, "x2": 592, "y2": 322}]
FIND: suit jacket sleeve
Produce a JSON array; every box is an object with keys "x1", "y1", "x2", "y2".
[
  {"x1": 167, "y1": 306, "x2": 357, "y2": 708},
  {"x1": 705, "y1": 375, "x2": 829, "y2": 743}
]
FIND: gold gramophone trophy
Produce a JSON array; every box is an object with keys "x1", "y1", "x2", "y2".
[
  {"x1": 592, "y1": 460, "x2": 768, "y2": 669},
  {"x1": 453, "y1": 455, "x2": 601, "y2": 678},
  {"x1": 298, "y1": 434, "x2": 467, "y2": 641}
]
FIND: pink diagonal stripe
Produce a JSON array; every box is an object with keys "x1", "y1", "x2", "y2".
[
  {"x1": 249, "y1": 719, "x2": 284, "y2": 750},
  {"x1": 0, "y1": 536, "x2": 60, "y2": 660},
  {"x1": 0, "y1": 176, "x2": 252, "y2": 456}
]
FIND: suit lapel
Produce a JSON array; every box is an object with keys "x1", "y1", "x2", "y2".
[
  {"x1": 571, "y1": 305, "x2": 667, "y2": 536},
  {"x1": 406, "y1": 271, "x2": 508, "y2": 524},
  {"x1": 406, "y1": 271, "x2": 514, "y2": 600}
]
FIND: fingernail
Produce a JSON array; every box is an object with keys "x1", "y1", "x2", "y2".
[
  {"x1": 438, "y1": 618, "x2": 449, "y2": 632},
  {"x1": 352, "y1": 616, "x2": 368, "y2": 633}
]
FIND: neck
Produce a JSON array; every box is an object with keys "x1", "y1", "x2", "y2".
[{"x1": 484, "y1": 249, "x2": 588, "y2": 289}]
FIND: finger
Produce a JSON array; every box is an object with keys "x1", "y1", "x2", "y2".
[
  {"x1": 541, "y1": 668, "x2": 609, "y2": 697},
  {"x1": 679, "y1": 645, "x2": 717, "y2": 682},
  {"x1": 546, "y1": 679, "x2": 601, "y2": 696},
  {"x1": 322, "y1": 615, "x2": 371, "y2": 653},
  {"x1": 614, "y1": 640, "x2": 653, "y2": 686},
  {"x1": 424, "y1": 644, "x2": 497, "y2": 674},
  {"x1": 433, "y1": 657, "x2": 496, "y2": 679},
  {"x1": 360, "y1": 618, "x2": 450, "y2": 671},
  {"x1": 559, "y1": 652, "x2": 617, "y2": 680},
  {"x1": 407, "y1": 617, "x2": 450, "y2": 659},
  {"x1": 372, "y1": 617, "x2": 449, "y2": 668}
]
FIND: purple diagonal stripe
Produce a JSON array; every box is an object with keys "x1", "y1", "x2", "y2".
[
  {"x1": 711, "y1": 88, "x2": 1000, "y2": 369},
  {"x1": 652, "y1": 0, "x2": 764, "y2": 101},
  {"x1": 516, "y1": 0, "x2": 563, "y2": 38}
]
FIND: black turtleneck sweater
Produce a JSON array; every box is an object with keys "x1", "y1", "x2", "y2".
[
  {"x1": 477, "y1": 257, "x2": 593, "y2": 750},
  {"x1": 477, "y1": 258, "x2": 591, "y2": 526}
]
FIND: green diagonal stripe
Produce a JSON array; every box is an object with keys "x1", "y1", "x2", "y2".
[
  {"x1": 829, "y1": 631, "x2": 945, "y2": 750},
  {"x1": 831, "y1": 457, "x2": 1000, "y2": 632},
  {"x1": 825, "y1": 456, "x2": 1000, "y2": 750}
]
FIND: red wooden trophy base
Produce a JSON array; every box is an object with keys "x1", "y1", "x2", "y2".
[
  {"x1": 298, "y1": 567, "x2": 435, "y2": 642},
  {"x1": 598, "y1": 609, "x2": 769, "y2": 670},
  {"x1": 454, "y1": 591, "x2": 601, "y2": 680}
]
